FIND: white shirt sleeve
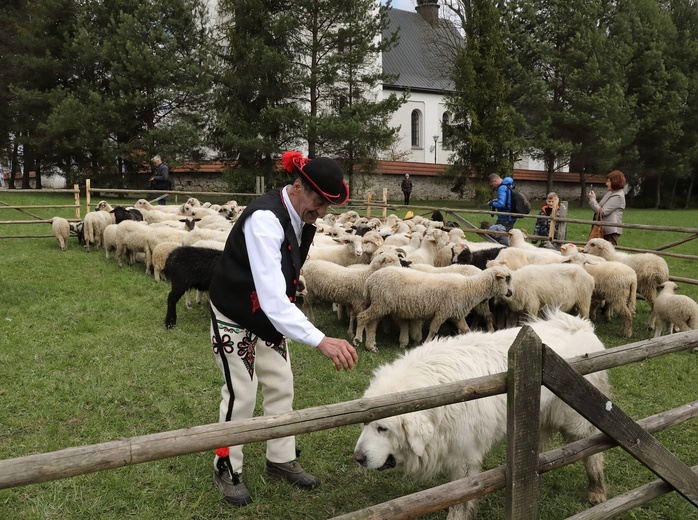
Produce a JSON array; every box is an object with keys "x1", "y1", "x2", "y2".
[{"x1": 243, "y1": 210, "x2": 325, "y2": 347}]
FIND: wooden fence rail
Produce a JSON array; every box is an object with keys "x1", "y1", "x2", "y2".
[{"x1": 0, "y1": 331, "x2": 696, "y2": 519}]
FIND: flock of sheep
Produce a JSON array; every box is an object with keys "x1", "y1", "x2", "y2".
[{"x1": 49, "y1": 199, "x2": 698, "y2": 351}]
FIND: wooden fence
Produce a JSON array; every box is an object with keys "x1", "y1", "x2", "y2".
[
  {"x1": 0, "y1": 330, "x2": 696, "y2": 519},
  {"x1": 0, "y1": 186, "x2": 82, "y2": 239}
]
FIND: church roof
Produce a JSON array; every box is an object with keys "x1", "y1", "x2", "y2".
[{"x1": 382, "y1": 8, "x2": 458, "y2": 94}]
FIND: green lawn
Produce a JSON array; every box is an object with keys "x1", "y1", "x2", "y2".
[{"x1": 0, "y1": 191, "x2": 696, "y2": 519}]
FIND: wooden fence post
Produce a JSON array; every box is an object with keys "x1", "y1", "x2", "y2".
[
  {"x1": 74, "y1": 184, "x2": 81, "y2": 219},
  {"x1": 382, "y1": 188, "x2": 388, "y2": 221},
  {"x1": 85, "y1": 179, "x2": 91, "y2": 212},
  {"x1": 366, "y1": 192, "x2": 373, "y2": 218},
  {"x1": 506, "y1": 325, "x2": 543, "y2": 520}
]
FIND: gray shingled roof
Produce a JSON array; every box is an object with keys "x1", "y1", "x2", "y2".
[{"x1": 383, "y1": 8, "x2": 457, "y2": 93}]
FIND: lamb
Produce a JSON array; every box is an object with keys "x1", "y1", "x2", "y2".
[
  {"x1": 301, "y1": 250, "x2": 403, "y2": 335},
  {"x1": 583, "y1": 238, "x2": 669, "y2": 308},
  {"x1": 353, "y1": 265, "x2": 513, "y2": 352},
  {"x1": 498, "y1": 263, "x2": 595, "y2": 321},
  {"x1": 566, "y1": 253, "x2": 637, "y2": 337},
  {"x1": 163, "y1": 246, "x2": 222, "y2": 328},
  {"x1": 648, "y1": 282, "x2": 698, "y2": 345},
  {"x1": 190, "y1": 239, "x2": 225, "y2": 251},
  {"x1": 51, "y1": 217, "x2": 70, "y2": 251}
]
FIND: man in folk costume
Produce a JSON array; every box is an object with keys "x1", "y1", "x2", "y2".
[{"x1": 208, "y1": 151, "x2": 358, "y2": 506}]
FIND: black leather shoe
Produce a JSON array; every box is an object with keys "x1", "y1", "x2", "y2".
[
  {"x1": 213, "y1": 468, "x2": 253, "y2": 507},
  {"x1": 264, "y1": 459, "x2": 321, "y2": 489}
]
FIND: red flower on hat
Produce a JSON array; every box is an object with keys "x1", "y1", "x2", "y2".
[{"x1": 281, "y1": 151, "x2": 307, "y2": 173}]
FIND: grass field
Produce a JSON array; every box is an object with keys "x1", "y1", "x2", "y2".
[{"x1": 0, "y1": 191, "x2": 696, "y2": 519}]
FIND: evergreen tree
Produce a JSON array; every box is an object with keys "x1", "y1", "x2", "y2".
[
  {"x1": 445, "y1": 0, "x2": 521, "y2": 195},
  {"x1": 8, "y1": 0, "x2": 213, "y2": 187},
  {"x1": 292, "y1": 0, "x2": 403, "y2": 187},
  {"x1": 610, "y1": 0, "x2": 685, "y2": 208},
  {"x1": 210, "y1": 0, "x2": 303, "y2": 191},
  {"x1": 500, "y1": 0, "x2": 632, "y2": 198}
]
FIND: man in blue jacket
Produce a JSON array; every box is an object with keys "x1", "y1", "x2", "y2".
[{"x1": 487, "y1": 173, "x2": 517, "y2": 245}]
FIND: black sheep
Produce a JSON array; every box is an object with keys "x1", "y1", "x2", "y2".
[
  {"x1": 455, "y1": 244, "x2": 505, "y2": 270},
  {"x1": 163, "y1": 246, "x2": 222, "y2": 328},
  {"x1": 111, "y1": 205, "x2": 144, "y2": 223}
]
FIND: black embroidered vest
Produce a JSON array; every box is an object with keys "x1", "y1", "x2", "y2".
[{"x1": 208, "y1": 188, "x2": 315, "y2": 345}]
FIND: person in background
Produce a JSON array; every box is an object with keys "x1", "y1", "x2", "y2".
[
  {"x1": 533, "y1": 191, "x2": 562, "y2": 249},
  {"x1": 207, "y1": 150, "x2": 358, "y2": 508},
  {"x1": 487, "y1": 173, "x2": 516, "y2": 245},
  {"x1": 588, "y1": 170, "x2": 626, "y2": 245},
  {"x1": 401, "y1": 173, "x2": 413, "y2": 205},
  {"x1": 149, "y1": 155, "x2": 170, "y2": 205}
]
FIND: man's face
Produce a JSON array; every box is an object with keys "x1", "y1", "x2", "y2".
[
  {"x1": 295, "y1": 182, "x2": 331, "y2": 224},
  {"x1": 489, "y1": 178, "x2": 501, "y2": 188},
  {"x1": 153, "y1": 158, "x2": 161, "y2": 166}
]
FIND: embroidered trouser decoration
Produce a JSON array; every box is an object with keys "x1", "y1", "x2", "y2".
[{"x1": 209, "y1": 303, "x2": 295, "y2": 473}]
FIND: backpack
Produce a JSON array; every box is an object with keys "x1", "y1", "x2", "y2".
[{"x1": 507, "y1": 185, "x2": 531, "y2": 215}]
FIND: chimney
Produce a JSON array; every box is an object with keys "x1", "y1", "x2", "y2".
[{"x1": 416, "y1": 0, "x2": 440, "y2": 28}]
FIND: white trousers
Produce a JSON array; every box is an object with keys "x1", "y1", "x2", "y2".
[{"x1": 210, "y1": 302, "x2": 296, "y2": 473}]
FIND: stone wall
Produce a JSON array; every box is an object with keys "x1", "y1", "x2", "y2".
[
  {"x1": 349, "y1": 174, "x2": 585, "y2": 204},
  {"x1": 168, "y1": 172, "x2": 587, "y2": 205}
]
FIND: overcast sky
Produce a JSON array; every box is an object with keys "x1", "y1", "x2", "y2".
[{"x1": 386, "y1": 0, "x2": 416, "y2": 13}]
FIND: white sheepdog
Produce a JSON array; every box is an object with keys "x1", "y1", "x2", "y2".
[{"x1": 353, "y1": 310, "x2": 609, "y2": 520}]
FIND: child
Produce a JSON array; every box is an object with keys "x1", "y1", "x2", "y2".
[{"x1": 533, "y1": 192, "x2": 561, "y2": 249}]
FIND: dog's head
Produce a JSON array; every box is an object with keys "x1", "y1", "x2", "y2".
[{"x1": 353, "y1": 408, "x2": 439, "y2": 476}]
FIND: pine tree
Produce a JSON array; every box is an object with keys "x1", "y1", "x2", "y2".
[
  {"x1": 610, "y1": 0, "x2": 686, "y2": 208},
  {"x1": 445, "y1": 0, "x2": 521, "y2": 195},
  {"x1": 292, "y1": 0, "x2": 403, "y2": 186},
  {"x1": 210, "y1": 0, "x2": 303, "y2": 190},
  {"x1": 500, "y1": 0, "x2": 632, "y2": 198}
]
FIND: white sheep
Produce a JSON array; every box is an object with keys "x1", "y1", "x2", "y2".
[
  {"x1": 566, "y1": 253, "x2": 637, "y2": 337},
  {"x1": 486, "y1": 246, "x2": 566, "y2": 270},
  {"x1": 307, "y1": 231, "x2": 383, "y2": 266},
  {"x1": 302, "y1": 250, "x2": 403, "y2": 335},
  {"x1": 181, "y1": 226, "x2": 231, "y2": 247},
  {"x1": 51, "y1": 217, "x2": 70, "y2": 251},
  {"x1": 133, "y1": 199, "x2": 194, "y2": 215},
  {"x1": 144, "y1": 226, "x2": 189, "y2": 275},
  {"x1": 560, "y1": 243, "x2": 606, "y2": 264},
  {"x1": 82, "y1": 209, "x2": 112, "y2": 252},
  {"x1": 583, "y1": 238, "x2": 669, "y2": 309},
  {"x1": 151, "y1": 241, "x2": 182, "y2": 281},
  {"x1": 102, "y1": 223, "x2": 118, "y2": 259},
  {"x1": 404, "y1": 228, "x2": 450, "y2": 265},
  {"x1": 649, "y1": 282, "x2": 698, "y2": 345},
  {"x1": 507, "y1": 228, "x2": 538, "y2": 250},
  {"x1": 114, "y1": 220, "x2": 150, "y2": 268},
  {"x1": 353, "y1": 265, "x2": 513, "y2": 352},
  {"x1": 408, "y1": 263, "x2": 495, "y2": 332},
  {"x1": 190, "y1": 239, "x2": 226, "y2": 251},
  {"x1": 497, "y1": 263, "x2": 594, "y2": 321}
]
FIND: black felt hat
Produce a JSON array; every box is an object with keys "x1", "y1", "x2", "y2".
[{"x1": 281, "y1": 151, "x2": 350, "y2": 205}]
